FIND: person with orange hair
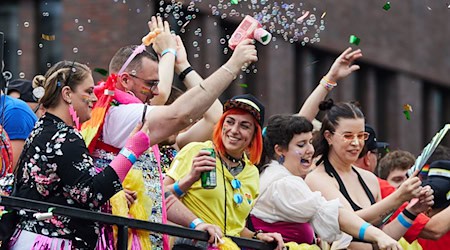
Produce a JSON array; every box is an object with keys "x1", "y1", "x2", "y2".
[{"x1": 164, "y1": 94, "x2": 284, "y2": 250}]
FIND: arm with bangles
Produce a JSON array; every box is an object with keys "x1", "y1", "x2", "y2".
[
  {"x1": 298, "y1": 47, "x2": 362, "y2": 121},
  {"x1": 148, "y1": 16, "x2": 176, "y2": 106},
  {"x1": 173, "y1": 35, "x2": 223, "y2": 149}
]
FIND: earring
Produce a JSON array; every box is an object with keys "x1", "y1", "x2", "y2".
[
  {"x1": 68, "y1": 104, "x2": 80, "y2": 130},
  {"x1": 278, "y1": 154, "x2": 285, "y2": 164}
]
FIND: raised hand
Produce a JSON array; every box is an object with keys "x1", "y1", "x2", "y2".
[
  {"x1": 224, "y1": 39, "x2": 258, "y2": 74},
  {"x1": 149, "y1": 16, "x2": 176, "y2": 55},
  {"x1": 175, "y1": 35, "x2": 190, "y2": 73},
  {"x1": 325, "y1": 47, "x2": 362, "y2": 82}
]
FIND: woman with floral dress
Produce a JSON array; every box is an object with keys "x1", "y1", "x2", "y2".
[{"x1": 9, "y1": 61, "x2": 151, "y2": 249}]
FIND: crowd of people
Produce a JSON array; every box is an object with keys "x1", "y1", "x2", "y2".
[{"x1": 0, "y1": 16, "x2": 449, "y2": 250}]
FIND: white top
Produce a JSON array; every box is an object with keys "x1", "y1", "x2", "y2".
[
  {"x1": 251, "y1": 160, "x2": 342, "y2": 242},
  {"x1": 103, "y1": 103, "x2": 154, "y2": 148}
]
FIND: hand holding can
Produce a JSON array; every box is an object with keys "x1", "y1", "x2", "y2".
[{"x1": 201, "y1": 148, "x2": 217, "y2": 189}]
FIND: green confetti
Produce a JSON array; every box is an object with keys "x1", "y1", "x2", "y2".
[
  {"x1": 230, "y1": 0, "x2": 238, "y2": 4},
  {"x1": 349, "y1": 35, "x2": 361, "y2": 46},
  {"x1": 239, "y1": 83, "x2": 248, "y2": 88},
  {"x1": 383, "y1": 2, "x2": 391, "y2": 11},
  {"x1": 48, "y1": 207, "x2": 55, "y2": 213},
  {"x1": 94, "y1": 68, "x2": 108, "y2": 77},
  {"x1": 403, "y1": 110, "x2": 411, "y2": 120}
]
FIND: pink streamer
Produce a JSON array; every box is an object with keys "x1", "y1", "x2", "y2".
[{"x1": 152, "y1": 144, "x2": 170, "y2": 249}]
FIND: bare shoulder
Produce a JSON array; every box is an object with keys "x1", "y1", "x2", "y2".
[{"x1": 305, "y1": 164, "x2": 334, "y2": 190}]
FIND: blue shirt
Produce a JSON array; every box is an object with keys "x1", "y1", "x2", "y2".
[{"x1": 0, "y1": 95, "x2": 37, "y2": 140}]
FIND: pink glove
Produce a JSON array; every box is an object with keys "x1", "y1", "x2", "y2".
[{"x1": 110, "y1": 131, "x2": 150, "y2": 181}]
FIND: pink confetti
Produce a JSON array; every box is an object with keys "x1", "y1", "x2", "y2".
[{"x1": 296, "y1": 11, "x2": 310, "y2": 23}]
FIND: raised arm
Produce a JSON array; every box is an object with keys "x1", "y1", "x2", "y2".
[
  {"x1": 145, "y1": 39, "x2": 256, "y2": 146},
  {"x1": 149, "y1": 16, "x2": 176, "y2": 106},
  {"x1": 298, "y1": 47, "x2": 362, "y2": 121},
  {"x1": 172, "y1": 35, "x2": 223, "y2": 149}
]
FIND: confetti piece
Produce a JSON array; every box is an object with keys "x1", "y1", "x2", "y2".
[
  {"x1": 239, "y1": 83, "x2": 248, "y2": 88},
  {"x1": 181, "y1": 20, "x2": 191, "y2": 30},
  {"x1": 403, "y1": 111, "x2": 411, "y2": 120},
  {"x1": 230, "y1": 0, "x2": 238, "y2": 5},
  {"x1": 94, "y1": 68, "x2": 108, "y2": 76},
  {"x1": 349, "y1": 35, "x2": 360, "y2": 45},
  {"x1": 321, "y1": 12, "x2": 327, "y2": 19},
  {"x1": 427, "y1": 6, "x2": 432, "y2": 11},
  {"x1": 403, "y1": 104, "x2": 413, "y2": 112},
  {"x1": 48, "y1": 207, "x2": 55, "y2": 213},
  {"x1": 296, "y1": 11, "x2": 310, "y2": 23},
  {"x1": 41, "y1": 34, "x2": 56, "y2": 41},
  {"x1": 383, "y1": 2, "x2": 391, "y2": 11}
]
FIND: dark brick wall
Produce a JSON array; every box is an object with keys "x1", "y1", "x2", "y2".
[{"x1": 7, "y1": 0, "x2": 450, "y2": 154}]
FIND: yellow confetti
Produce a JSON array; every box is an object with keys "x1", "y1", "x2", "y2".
[
  {"x1": 41, "y1": 34, "x2": 56, "y2": 41},
  {"x1": 321, "y1": 12, "x2": 327, "y2": 19},
  {"x1": 403, "y1": 104, "x2": 413, "y2": 112}
]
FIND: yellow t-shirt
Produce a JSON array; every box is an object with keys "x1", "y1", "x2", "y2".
[{"x1": 167, "y1": 141, "x2": 259, "y2": 236}]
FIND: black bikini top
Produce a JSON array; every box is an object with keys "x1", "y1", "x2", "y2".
[{"x1": 323, "y1": 157, "x2": 376, "y2": 211}]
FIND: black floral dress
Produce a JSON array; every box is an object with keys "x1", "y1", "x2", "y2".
[{"x1": 13, "y1": 113, "x2": 122, "y2": 249}]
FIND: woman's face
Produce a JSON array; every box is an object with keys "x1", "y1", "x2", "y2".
[
  {"x1": 221, "y1": 112, "x2": 256, "y2": 158},
  {"x1": 71, "y1": 74, "x2": 97, "y2": 123},
  {"x1": 281, "y1": 132, "x2": 315, "y2": 178},
  {"x1": 326, "y1": 118, "x2": 366, "y2": 164}
]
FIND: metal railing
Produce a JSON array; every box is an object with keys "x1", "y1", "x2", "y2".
[{"x1": 0, "y1": 195, "x2": 276, "y2": 249}]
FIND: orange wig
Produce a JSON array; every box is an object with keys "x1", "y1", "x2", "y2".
[{"x1": 213, "y1": 109, "x2": 263, "y2": 165}]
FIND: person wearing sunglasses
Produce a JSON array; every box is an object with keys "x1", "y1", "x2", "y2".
[
  {"x1": 165, "y1": 94, "x2": 285, "y2": 250},
  {"x1": 251, "y1": 114, "x2": 402, "y2": 249},
  {"x1": 305, "y1": 100, "x2": 434, "y2": 249}
]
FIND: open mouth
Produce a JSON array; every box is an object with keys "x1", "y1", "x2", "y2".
[{"x1": 300, "y1": 158, "x2": 312, "y2": 167}]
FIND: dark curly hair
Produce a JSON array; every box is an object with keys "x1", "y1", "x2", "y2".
[{"x1": 259, "y1": 114, "x2": 313, "y2": 171}]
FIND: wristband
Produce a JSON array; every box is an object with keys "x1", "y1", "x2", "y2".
[
  {"x1": 179, "y1": 66, "x2": 194, "y2": 81},
  {"x1": 320, "y1": 77, "x2": 337, "y2": 91},
  {"x1": 397, "y1": 213, "x2": 412, "y2": 228},
  {"x1": 119, "y1": 148, "x2": 137, "y2": 164},
  {"x1": 402, "y1": 209, "x2": 417, "y2": 221},
  {"x1": 252, "y1": 230, "x2": 264, "y2": 239},
  {"x1": 173, "y1": 181, "x2": 185, "y2": 197},
  {"x1": 161, "y1": 48, "x2": 177, "y2": 58},
  {"x1": 358, "y1": 222, "x2": 371, "y2": 240},
  {"x1": 189, "y1": 218, "x2": 204, "y2": 229}
]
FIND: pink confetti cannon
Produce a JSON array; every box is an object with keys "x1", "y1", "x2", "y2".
[{"x1": 228, "y1": 15, "x2": 272, "y2": 50}]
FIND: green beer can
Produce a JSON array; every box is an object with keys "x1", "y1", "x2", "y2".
[{"x1": 201, "y1": 148, "x2": 217, "y2": 189}]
